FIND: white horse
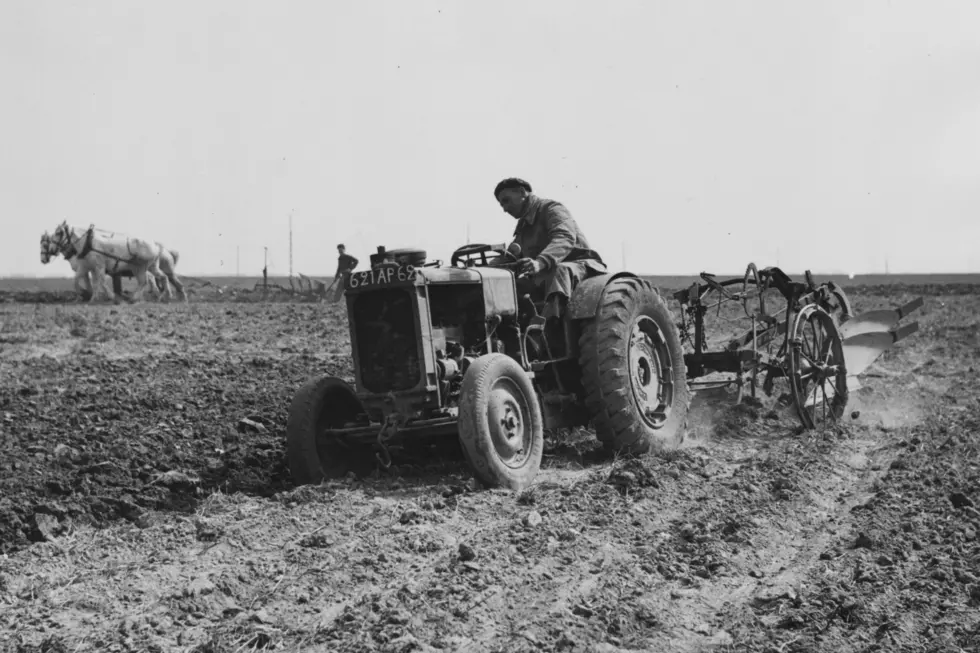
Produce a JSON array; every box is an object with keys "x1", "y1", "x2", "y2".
[
  {"x1": 153, "y1": 245, "x2": 186, "y2": 301},
  {"x1": 45, "y1": 222, "x2": 178, "y2": 303},
  {"x1": 40, "y1": 232, "x2": 95, "y2": 300},
  {"x1": 41, "y1": 231, "x2": 167, "y2": 302},
  {"x1": 71, "y1": 254, "x2": 174, "y2": 300},
  {"x1": 66, "y1": 252, "x2": 96, "y2": 301}
]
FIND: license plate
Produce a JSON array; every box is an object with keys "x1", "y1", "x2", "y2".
[{"x1": 347, "y1": 264, "x2": 417, "y2": 289}]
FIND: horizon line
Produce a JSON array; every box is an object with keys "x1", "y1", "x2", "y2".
[{"x1": 5, "y1": 270, "x2": 980, "y2": 280}]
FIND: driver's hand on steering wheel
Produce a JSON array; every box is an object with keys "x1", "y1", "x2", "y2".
[{"x1": 517, "y1": 258, "x2": 543, "y2": 277}]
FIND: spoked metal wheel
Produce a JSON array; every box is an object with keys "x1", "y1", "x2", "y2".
[
  {"x1": 696, "y1": 273, "x2": 769, "y2": 350},
  {"x1": 628, "y1": 316, "x2": 674, "y2": 428},
  {"x1": 741, "y1": 263, "x2": 767, "y2": 321},
  {"x1": 788, "y1": 304, "x2": 848, "y2": 429}
]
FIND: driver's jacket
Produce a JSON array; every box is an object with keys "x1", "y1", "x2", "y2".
[{"x1": 510, "y1": 194, "x2": 604, "y2": 273}]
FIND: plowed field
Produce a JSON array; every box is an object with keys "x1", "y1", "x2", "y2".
[{"x1": 1, "y1": 283, "x2": 978, "y2": 652}]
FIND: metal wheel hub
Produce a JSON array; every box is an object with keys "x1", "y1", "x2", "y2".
[
  {"x1": 486, "y1": 381, "x2": 529, "y2": 465},
  {"x1": 810, "y1": 362, "x2": 833, "y2": 384},
  {"x1": 628, "y1": 317, "x2": 671, "y2": 428},
  {"x1": 797, "y1": 355, "x2": 820, "y2": 378}
]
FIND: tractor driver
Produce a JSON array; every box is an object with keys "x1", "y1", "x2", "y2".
[{"x1": 494, "y1": 177, "x2": 606, "y2": 320}]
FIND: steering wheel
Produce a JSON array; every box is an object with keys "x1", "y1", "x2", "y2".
[{"x1": 450, "y1": 243, "x2": 519, "y2": 269}]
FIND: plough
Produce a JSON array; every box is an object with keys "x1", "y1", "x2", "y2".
[{"x1": 672, "y1": 264, "x2": 922, "y2": 429}]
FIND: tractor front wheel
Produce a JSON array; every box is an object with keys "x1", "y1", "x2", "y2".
[
  {"x1": 458, "y1": 353, "x2": 544, "y2": 491},
  {"x1": 579, "y1": 277, "x2": 691, "y2": 454},
  {"x1": 286, "y1": 376, "x2": 371, "y2": 485}
]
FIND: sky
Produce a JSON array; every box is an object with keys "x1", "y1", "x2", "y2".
[{"x1": 2, "y1": 0, "x2": 979, "y2": 278}]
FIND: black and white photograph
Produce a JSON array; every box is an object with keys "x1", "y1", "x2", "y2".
[{"x1": 1, "y1": 1, "x2": 978, "y2": 651}]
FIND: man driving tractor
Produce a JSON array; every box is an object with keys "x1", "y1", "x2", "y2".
[{"x1": 494, "y1": 177, "x2": 607, "y2": 320}]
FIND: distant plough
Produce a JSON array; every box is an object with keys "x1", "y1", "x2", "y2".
[{"x1": 168, "y1": 273, "x2": 335, "y2": 304}]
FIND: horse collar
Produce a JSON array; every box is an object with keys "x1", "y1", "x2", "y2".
[{"x1": 77, "y1": 227, "x2": 94, "y2": 259}]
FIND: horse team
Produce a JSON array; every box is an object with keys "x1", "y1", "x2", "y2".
[{"x1": 40, "y1": 221, "x2": 186, "y2": 303}]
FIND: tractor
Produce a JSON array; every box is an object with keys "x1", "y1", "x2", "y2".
[{"x1": 285, "y1": 243, "x2": 690, "y2": 491}]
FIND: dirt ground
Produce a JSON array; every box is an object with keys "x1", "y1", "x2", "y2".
[{"x1": 1, "y1": 282, "x2": 978, "y2": 652}]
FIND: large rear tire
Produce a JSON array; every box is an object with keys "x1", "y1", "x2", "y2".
[
  {"x1": 286, "y1": 376, "x2": 369, "y2": 485},
  {"x1": 579, "y1": 277, "x2": 691, "y2": 454},
  {"x1": 458, "y1": 353, "x2": 544, "y2": 491}
]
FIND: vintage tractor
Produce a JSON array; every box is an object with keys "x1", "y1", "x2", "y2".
[{"x1": 285, "y1": 243, "x2": 691, "y2": 491}]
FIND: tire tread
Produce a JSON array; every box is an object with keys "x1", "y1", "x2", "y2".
[{"x1": 578, "y1": 277, "x2": 691, "y2": 453}]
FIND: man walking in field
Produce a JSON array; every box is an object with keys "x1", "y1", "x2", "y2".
[{"x1": 329, "y1": 244, "x2": 359, "y2": 302}]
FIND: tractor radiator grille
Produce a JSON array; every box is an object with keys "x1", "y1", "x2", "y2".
[{"x1": 351, "y1": 288, "x2": 421, "y2": 393}]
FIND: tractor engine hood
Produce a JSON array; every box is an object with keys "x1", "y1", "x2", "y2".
[
  {"x1": 417, "y1": 267, "x2": 519, "y2": 318},
  {"x1": 347, "y1": 245, "x2": 519, "y2": 318}
]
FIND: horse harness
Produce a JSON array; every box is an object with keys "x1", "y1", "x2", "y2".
[{"x1": 61, "y1": 225, "x2": 139, "y2": 274}]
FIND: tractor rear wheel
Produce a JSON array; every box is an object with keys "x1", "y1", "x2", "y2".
[
  {"x1": 458, "y1": 353, "x2": 544, "y2": 491},
  {"x1": 286, "y1": 376, "x2": 371, "y2": 485},
  {"x1": 579, "y1": 277, "x2": 691, "y2": 454}
]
